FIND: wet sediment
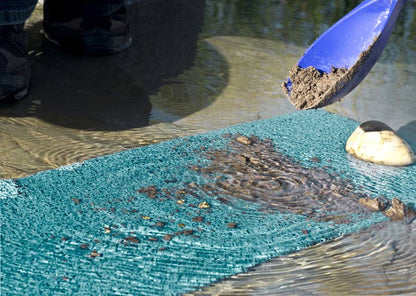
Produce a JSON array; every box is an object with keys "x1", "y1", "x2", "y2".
[
  {"x1": 139, "y1": 134, "x2": 415, "y2": 224},
  {"x1": 195, "y1": 134, "x2": 415, "y2": 223},
  {"x1": 283, "y1": 37, "x2": 379, "y2": 109}
]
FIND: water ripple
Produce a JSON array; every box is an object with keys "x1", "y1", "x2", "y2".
[{"x1": 189, "y1": 221, "x2": 416, "y2": 296}]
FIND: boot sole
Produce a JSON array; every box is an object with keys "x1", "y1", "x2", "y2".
[{"x1": 43, "y1": 30, "x2": 133, "y2": 55}]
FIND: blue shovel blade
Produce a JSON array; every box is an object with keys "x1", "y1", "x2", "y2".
[{"x1": 283, "y1": 0, "x2": 407, "y2": 109}]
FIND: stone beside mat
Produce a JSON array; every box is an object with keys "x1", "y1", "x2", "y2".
[{"x1": 1, "y1": 110, "x2": 415, "y2": 295}]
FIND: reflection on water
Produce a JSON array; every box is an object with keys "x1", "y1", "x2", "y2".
[{"x1": 1, "y1": 0, "x2": 415, "y2": 294}]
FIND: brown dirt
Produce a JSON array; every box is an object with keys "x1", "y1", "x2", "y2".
[
  {"x1": 282, "y1": 66, "x2": 348, "y2": 109},
  {"x1": 196, "y1": 134, "x2": 416, "y2": 223}
]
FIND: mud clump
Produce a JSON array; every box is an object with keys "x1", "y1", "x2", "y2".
[
  {"x1": 124, "y1": 236, "x2": 140, "y2": 244},
  {"x1": 282, "y1": 66, "x2": 347, "y2": 109}
]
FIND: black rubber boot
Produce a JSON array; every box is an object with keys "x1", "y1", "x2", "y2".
[
  {"x1": 0, "y1": 23, "x2": 30, "y2": 105},
  {"x1": 43, "y1": 1, "x2": 132, "y2": 55}
]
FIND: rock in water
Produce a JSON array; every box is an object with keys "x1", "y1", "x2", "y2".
[
  {"x1": 384, "y1": 198, "x2": 416, "y2": 221},
  {"x1": 346, "y1": 121, "x2": 415, "y2": 166}
]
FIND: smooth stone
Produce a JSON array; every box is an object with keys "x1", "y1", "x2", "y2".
[{"x1": 346, "y1": 121, "x2": 415, "y2": 166}]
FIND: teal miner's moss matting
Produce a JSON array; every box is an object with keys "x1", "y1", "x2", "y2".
[{"x1": 1, "y1": 110, "x2": 415, "y2": 295}]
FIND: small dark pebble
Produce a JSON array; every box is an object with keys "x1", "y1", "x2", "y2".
[
  {"x1": 80, "y1": 243, "x2": 89, "y2": 249},
  {"x1": 310, "y1": 157, "x2": 321, "y2": 163},
  {"x1": 302, "y1": 230, "x2": 309, "y2": 235},
  {"x1": 158, "y1": 247, "x2": 166, "y2": 251},
  {"x1": 89, "y1": 250, "x2": 102, "y2": 258},
  {"x1": 217, "y1": 197, "x2": 231, "y2": 205},
  {"x1": 183, "y1": 229, "x2": 194, "y2": 235},
  {"x1": 227, "y1": 223, "x2": 238, "y2": 229},
  {"x1": 192, "y1": 216, "x2": 204, "y2": 223},
  {"x1": 148, "y1": 237, "x2": 158, "y2": 242},
  {"x1": 153, "y1": 221, "x2": 166, "y2": 228},
  {"x1": 124, "y1": 236, "x2": 139, "y2": 244},
  {"x1": 137, "y1": 185, "x2": 158, "y2": 199},
  {"x1": 164, "y1": 179, "x2": 178, "y2": 183},
  {"x1": 175, "y1": 190, "x2": 186, "y2": 196},
  {"x1": 72, "y1": 198, "x2": 81, "y2": 204},
  {"x1": 163, "y1": 234, "x2": 173, "y2": 241}
]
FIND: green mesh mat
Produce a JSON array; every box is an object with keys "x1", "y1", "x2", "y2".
[{"x1": 1, "y1": 110, "x2": 415, "y2": 295}]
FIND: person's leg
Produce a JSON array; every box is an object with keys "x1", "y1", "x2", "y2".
[
  {"x1": 0, "y1": 0, "x2": 37, "y2": 25},
  {"x1": 43, "y1": 0, "x2": 131, "y2": 54},
  {"x1": 85, "y1": 0, "x2": 125, "y2": 17},
  {"x1": 0, "y1": 0, "x2": 36, "y2": 104}
]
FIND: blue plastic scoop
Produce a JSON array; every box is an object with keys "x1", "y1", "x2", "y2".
[{"x1": 283, "y1": 0, "x2": 407, "y2": 109}]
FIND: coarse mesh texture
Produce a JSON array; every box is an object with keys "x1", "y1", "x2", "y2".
[{"x1": 1, "y1": 110, "x2": 415, "y2": 295}]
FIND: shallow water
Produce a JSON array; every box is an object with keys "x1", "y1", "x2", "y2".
[
  {"x1": 188, "y1": 220, "x2": 416, "y2": 296},
  {"x1": 1, "y1": 0, "x2": 416, "y2": 294}
]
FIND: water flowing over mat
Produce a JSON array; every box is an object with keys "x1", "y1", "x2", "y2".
[{"x1": 1, "y1": 110, "x2": 415, "y2": 295}]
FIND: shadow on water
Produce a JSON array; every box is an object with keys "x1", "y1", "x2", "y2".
[
  {"x1": 0, "y1": 0, "x2": 224, "y2": 131},
  {"x1": 398, "y1": 120, "x2": 416, "y2": 152}
]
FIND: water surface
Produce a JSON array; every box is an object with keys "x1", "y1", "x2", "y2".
[{"x1": 1, "y1": 0, "x2": 415, "y2": 294}]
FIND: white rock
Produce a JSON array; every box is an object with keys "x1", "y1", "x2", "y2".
[{"x1": 346, "y1": 121, "x2": 415, "y2": 166}]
